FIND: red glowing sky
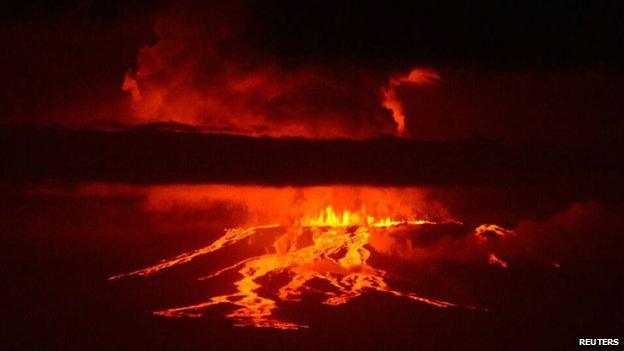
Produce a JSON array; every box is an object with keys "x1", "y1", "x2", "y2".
[{"x1": 2, "y1": 1, "x2": 624, "y2": 147}]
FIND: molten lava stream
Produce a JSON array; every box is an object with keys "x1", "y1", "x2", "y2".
[{"x1": 110, "y1": 206, "x2": 475, "y2": 329}]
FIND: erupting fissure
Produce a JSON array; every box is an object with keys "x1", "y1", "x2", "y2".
[{"x1": 110, "y1": 206, "x2": 475, "y2": 329}]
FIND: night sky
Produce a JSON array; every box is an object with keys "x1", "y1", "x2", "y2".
[
  {"x1": 2, "y1": 0, "x2": 624, "y2": 146},
  {"x1": 2, "y1": 1, "x2": 624, "y2": 350}
]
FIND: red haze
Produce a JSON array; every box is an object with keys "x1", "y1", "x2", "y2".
[{"x1": 121, "y1": 14, "x2": 440, "y2": 138}]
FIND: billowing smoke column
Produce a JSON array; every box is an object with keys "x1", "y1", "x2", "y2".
[
  {"x1": 381, "y1": 68, "x2": 440, "y2": 136},
  {"x1": 121, "y1": 13, "x2": 437, "y2": 138}
]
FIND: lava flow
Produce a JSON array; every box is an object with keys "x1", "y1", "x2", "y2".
[{"x1": 110, "y1": 204, "x2": 482, "y2": 329}]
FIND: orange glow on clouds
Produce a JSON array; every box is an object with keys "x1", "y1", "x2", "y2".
[
  {"x1": 382, "y1": 68, "x2": 440, "y2": 136},
  {"x1": 121, "y1": 16, "x2": 439, "y2": 138},
  {"x1": 77, "y1": 183, "x2": 451, "y2": 226}
]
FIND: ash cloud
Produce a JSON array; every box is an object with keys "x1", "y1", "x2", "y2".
[
  {"x1": 3, "y1": 1, "x2": 624, "y2": 147},
  {"x1": 129, "y1": 11, "x2": 624, "y2": 145},
  {"x1": 22, "y1": 183, "x2": 624, "y2": 268},
  {"x1": 121, "y1": 5, "x2": 399, "y2": 138}
]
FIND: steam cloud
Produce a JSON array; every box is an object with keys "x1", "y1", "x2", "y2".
[
  {"x1": 121, "y1": 11, "x2": 436, "y2": 138},
  {"x1": 27, "y1": 183, "x2": 624, "y2": 269},
  {"x1": 381, "y1": 68, "x2": 439, "y2": 136}
]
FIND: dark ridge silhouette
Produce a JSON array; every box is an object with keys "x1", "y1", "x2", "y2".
[{"x1": 1, "y1": 124, "x2": 622, "y2": 185}]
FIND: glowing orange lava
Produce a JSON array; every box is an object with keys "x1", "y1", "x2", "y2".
[{"x1": 110, "y1": 205, "x2": 478, "y2": 329}]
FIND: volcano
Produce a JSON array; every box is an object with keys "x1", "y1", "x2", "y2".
[{"x1": 2, "y1": 1, "x2": 624, "y2": 350}]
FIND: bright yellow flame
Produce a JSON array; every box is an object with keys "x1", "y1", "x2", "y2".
[{"x1": 300, "y1": 206, "x2": 433, "y2": 228}]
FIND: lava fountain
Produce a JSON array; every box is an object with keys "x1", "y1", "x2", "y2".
[{"x1": 109, "y1": 187, "x2": 491, "y2": 329}]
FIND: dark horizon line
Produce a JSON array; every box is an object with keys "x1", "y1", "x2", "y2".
[{"x1": 2, "y1": 124, "x2": 622, "y2": 186}]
